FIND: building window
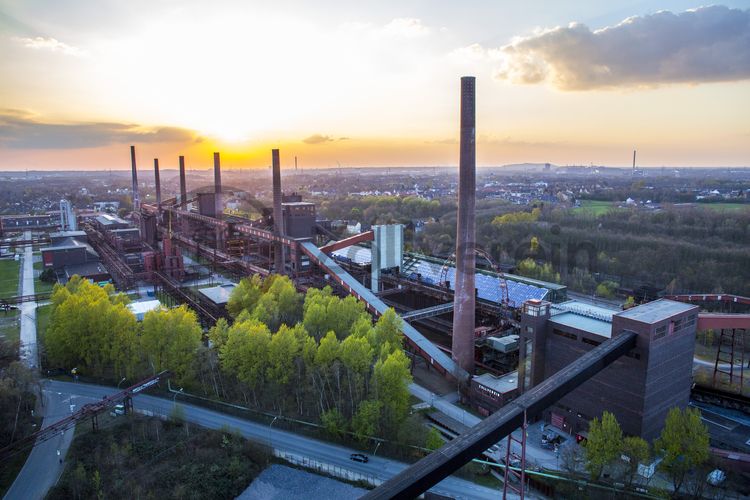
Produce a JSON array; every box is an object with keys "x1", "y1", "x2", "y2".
[
  {"x1": 582, "y1": 337, "x2": 601, "y2": 346},
  {"x1": 654, "y1": 325, "x2": 667, "y2": 340},
  {"x1": 552, "y1": 329, "x2": 577, "y2": 341},
  {"x1": 526, "y1": 326, "x2": 534, "y2": 334},
  {"x1": 625, "y1": 350, "x2": 641, "y2": 360}
]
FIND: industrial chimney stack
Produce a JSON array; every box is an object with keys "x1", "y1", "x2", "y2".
[
  {"x1": 272, "y1": 149, "x2": 286, "y2": 274},
  {"x1": 451, "y1": 76, "x2": 477, "y2": 376},
  {"x1": 179, "y1": 155, "x2": 187, "y2": 208},
  {"x1": 153, "y1": 158, "x2": 162, "y2": 210},
  {"x1": 130, "y1": 145, "x2": 140, "y2": 210},
  {"x1": 213, "y1": 152, "x2": 222, "y2": 216}
]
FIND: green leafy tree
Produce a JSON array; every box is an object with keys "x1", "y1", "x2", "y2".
[
  {"x1": 352, "y1": 400, "x2": 381, "y2": 444},
  {"x1": 220, "y1": 319, "x2": 271, "y2": 405},
  {"x1": 655, "y1": 407, "x2": 710, "y2": 494},
  {"x1": 517, "y1": 258, "x2": 560, "y2": 283},
  {"x1": 208, "y1": 318, "x2": 230, "y2": 349},
  {"x1": 595, "y1": 281, "x2": 618, "y2": 299},
  {"x1": 621, "y1": 436, "x2": 649, "y2": 487},
  {"x1": 584, "y1": 411, "x2": 623, "y2": 480},
  {"x1": 45, "y1": 278, "x2": 137, "y2": 378},
  {"x1": 426, "y1": 427, "x2": 444, "y2": 451},
  {"x1": 321, "y1": 408, "x2": 347, "y2": 440},
  {"x1": 141, "y1": 305, "x2": 202, "y2": 386},
  {"x1": 226, "y1": 275, "x2": 263, "y2": 318},
  {"x1": 372, "y1": 349, "x2": 412, "y2": 432},
  {"x1": 368, "y1": 308, "x2": 403, "y2": 355},
  {"x1": 266, "y1": 324, "x2": 300, "y2": 387},
  {"x1": 303, "y1": 286, "x2": 368, "y2": 340}
]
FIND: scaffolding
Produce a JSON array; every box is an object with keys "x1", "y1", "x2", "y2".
[
  {"x1": 713, "y1": 328, "x2": 746, "y2": 388},
  {"x1": 502, "y1": 410, "x2": 528, "y2": 499}
]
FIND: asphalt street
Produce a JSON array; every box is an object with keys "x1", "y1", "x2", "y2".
[
  {"x1": 8, "y1": 380, "x2": 508, "y2": 500},
  {"x1": 3, "y1": 390, "x2": 77, "y2": 500}
]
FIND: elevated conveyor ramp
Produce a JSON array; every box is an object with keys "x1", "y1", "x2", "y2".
[
  {"x1": 362, "y1": 330, "x2": 638, "y2": 499},
  {"x1": 300, "y1": 241, "x2": 467, "y2": 381}
]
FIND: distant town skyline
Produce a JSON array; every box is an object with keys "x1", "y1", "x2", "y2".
[{"x1": 1, "y1": 0, "x2": 749, "y2": 170}]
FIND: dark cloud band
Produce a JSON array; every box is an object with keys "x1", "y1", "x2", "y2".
[
  {"x1": 0, "y1": 110, "x2": 201, "y2": 149},
  {"x1": 494, "y1": 6, "x2": 750, "y2": 90}
]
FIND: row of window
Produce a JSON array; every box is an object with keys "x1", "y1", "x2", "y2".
[
  {"x1": 552, "y1": 328, "x2": 603, "y2": 347},
  {"x1": 654, "y1": 314, "x2": 697, "y2": 341}
]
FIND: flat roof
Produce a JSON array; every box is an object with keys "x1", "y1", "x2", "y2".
[
  {"x1": 553, "y1": 300, "x2": 617, "y2": 321},
  {"x1": 128, "y1": 300, "x2": 162, "y2": 316},
  {"x1": 282, "y1": 201, "x2": 315, "y2": 207},
  {"x1": 63, "y1": 261, "x2": 108, "y2": 278},
  {"x1": 474, "y1": 371, "x2": 519, "y2": 394},
  {"x1": 95, "y1": 214, "x2": 128, "y2": 226},
  {"x1": 549, "y1": 311, "x2": 613, "y2": 338},
  {"x1": 49, "y1": 230, "x2": 87, "y2": 238},
  {"x1": 616, "y1": 299, "x2": 697, "y2": 324},
  {"x1": 198, "y1": 283, "x2": 237, "y2": 305}
]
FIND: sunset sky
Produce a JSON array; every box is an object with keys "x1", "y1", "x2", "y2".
[{"x1": 1, "y1": 0, "x2": 748, "y2": 170}]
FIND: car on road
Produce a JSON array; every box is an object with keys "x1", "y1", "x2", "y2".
[
  {"x1": 350, "y1": 453, "x2": 369, "y2": 463},
  {"x1": 110, "y1": 404, "x2": 125, "y2": 416}
]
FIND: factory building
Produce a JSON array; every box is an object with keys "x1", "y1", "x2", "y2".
[
  {"x1": 282, "y1": 202, "x2": 316, "y2": 239},
  {"x1": 519, "y1": 298, "x2": 698, "y2": 440},
  {"x1": 41, "y1": 232, "x2": 111, "y2": 284}
]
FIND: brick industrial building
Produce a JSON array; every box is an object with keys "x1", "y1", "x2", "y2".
[{"x1": 518, "y1": 298, "x2": 699, "y2": 440}]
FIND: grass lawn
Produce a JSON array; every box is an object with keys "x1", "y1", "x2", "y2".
[
  {"x1": 32, "y1": 260, "x2": 56, "y2": 294},
  {"x1": 0, "y1": 309, "x2": 20, "y2": 344},
  {"x1": 571, "y1": 200, "x2": 620, "y2": 216},
  {"x1": 0, "y1": 258, "x2": 21, "y2": 299},
  {"x1": 697, "y1": 203, "x2": 750, "y2": 212},
  {"x1": 36, "y1": 304, "x2": 52, "y2": 350}
]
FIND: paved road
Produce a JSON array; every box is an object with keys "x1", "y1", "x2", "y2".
[
  {"x1": 3, "y1": 390, "x2": 77, "y2": 500},
  {"x1": 13, "y1": 380, "x2": 505, "y2": 500},
  {"x1": 18, "y1": 231, "x2": 38, "y2": 369},
  {"x1": 693, "y1": 356, "x2": 749, "y2": 370},
  {"x1": 409, "y1": 383, "x2": 559, "y2": 470}
]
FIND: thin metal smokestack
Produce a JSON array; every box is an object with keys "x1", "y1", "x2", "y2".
[
  {"x1": 451, "y1": 76, "x2": 476, "y2": 375},
  {"x1": 179, "y1": 155, "x2": 187, "y2": 208},
  {"x1": 213, "y1": 152, "x2": 222, "y2": 216},
  {"x1": 272, "y1": 149, "x2": 285, "y2": 274},
  {"x1": 130, "y1": 145, "x2": 140, "y2": 210},
  {"x1": 153, "y1": 158, "x2": 162, "y2": 209},
  {"x1": 632, "y1": 150, "x2": 637, "y2": 170}
]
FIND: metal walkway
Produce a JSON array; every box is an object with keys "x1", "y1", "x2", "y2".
[
  {"x1": 300, "y1": 242, "x2": 467, "y2": 381},
  {"x1": 401, "y1": 302, "x2": 454, "y2": 321},
  {"x1": 362, "y1": 330, "x2": 638, "y2": 499}
]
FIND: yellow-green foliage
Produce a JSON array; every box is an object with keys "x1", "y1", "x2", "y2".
[
  {"x1": 492, "y1": 207, "x2": 541, "y2": 226},
  {"x1": 517, "y1": 258, "x2": 561, "y2": 283}
]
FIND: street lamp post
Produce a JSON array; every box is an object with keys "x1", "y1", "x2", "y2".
[
  {"x1": 268, "y1": 415, "x2": 279, "y2": 463},
  {"x1": 117, "y1": 377, "x2": 127, "y2": 389},
  {"x1": 173, "y1": 387, "x2": 184, "y2": 405}
]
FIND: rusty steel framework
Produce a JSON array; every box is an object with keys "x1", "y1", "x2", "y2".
[
  {"x1": 714, "y1": 329, "x2": 746, "y2": 388},
  {"x1": 0, "y1": 371, "x2": 170, "y2": 462}
]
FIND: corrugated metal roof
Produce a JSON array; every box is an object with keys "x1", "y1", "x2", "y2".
[{"x1": 549, "y1": 311, "x2": 613, "y2": 338}]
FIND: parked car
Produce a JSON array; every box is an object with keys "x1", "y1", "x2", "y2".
[{"x1": 350, "y1": 453, "x2": 369, "y2": 463}]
